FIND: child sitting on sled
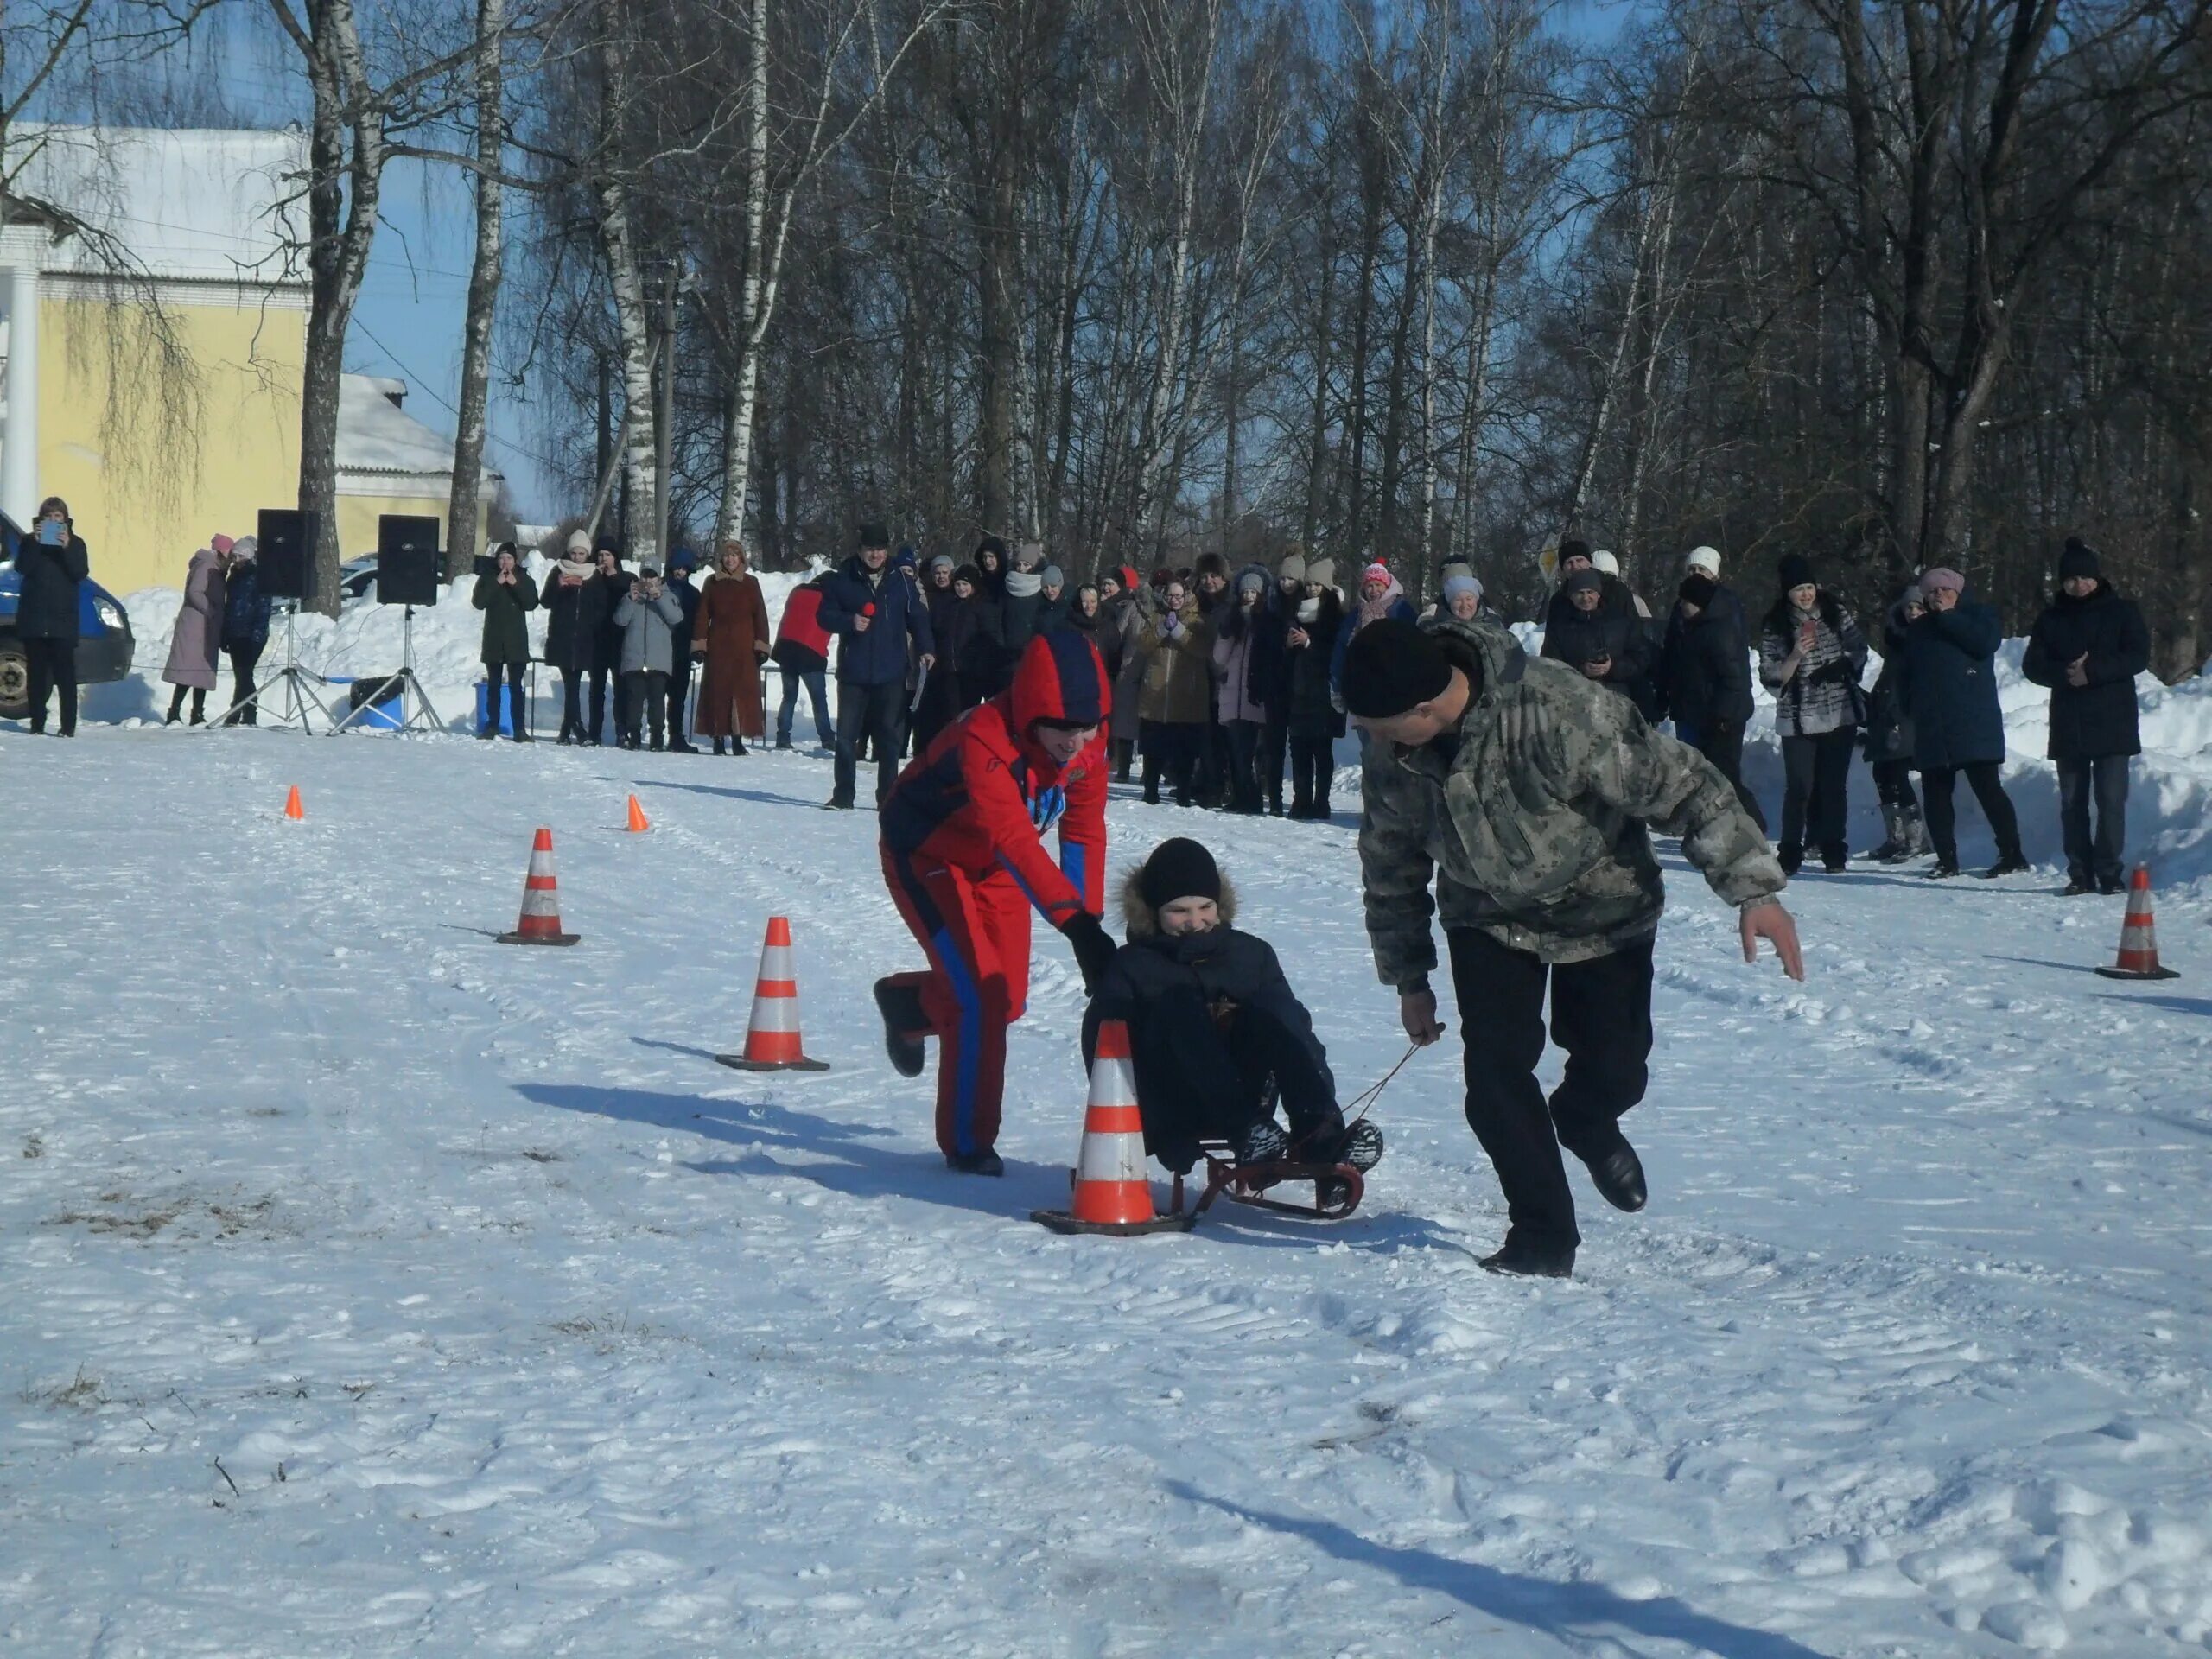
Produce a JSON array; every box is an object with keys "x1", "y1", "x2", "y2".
[{"x1": 1080, "y1": 836, "x2": 1385, "y2": 1181}]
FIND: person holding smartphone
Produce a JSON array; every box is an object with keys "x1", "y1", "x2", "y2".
[{"x1": 15, "y1": 497, "x2": 91, "y2": 736}]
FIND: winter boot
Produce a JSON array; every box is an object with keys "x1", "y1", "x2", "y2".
[
  {"x1": 1778, "y1": 843, "x2": 1803, "y2": 878},
  {"x1": 712, "y1": 738, "x2": 727, "y2": 756},
  {"x1": 1231, "y1": 1118, "x2": 1289, "y2": 1166},
  {"x1": 945, "y1": 1148, "x2": 1004, "y2": 1177},
  {"x1": 1864, "y1": 803, "x2": 1906, "y2": 862},
  {"x1": 1892, "y1": 803, "x2": 1929, "y2": 861},
  {"x1": 1583, "y1": 1136, "x2": 1648, "y2": 1212},
  {"x1": 873, "y1": 978, "x2": 928, "y2": 1078},
  {"x1": 1479, "y1": 1236, "x2": 1575, "y2": 1279},
  {"x1": 1980, "y1": 849, "x2": 2031, "y2": 879}
]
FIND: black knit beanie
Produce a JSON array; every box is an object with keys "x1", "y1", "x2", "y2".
[
  {"x1": 1138, "y1": 838, "x2": 1221, "y2": 911},
  {"x1": 2058, "y1": 537, "x2": 2101, "y2": 582},
  {"x1": 1777, "y1": 553, "x2": 1816, "y2": 592},
  {"x1": 1342, "y1": 618, "x2": 1454, "y2": 719}
]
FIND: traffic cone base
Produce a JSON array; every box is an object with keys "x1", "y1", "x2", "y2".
[
  {"x1": 1032, "y1": 1018, "x2": 1193, "y2": 1236},
  {"x1": 2094, "y1": 863, "x2": 2178, "y2": 980},
  {"x1": 718, "y1": 915, "x2": 828, "y2": 1070},
  {"x1": 499, "y1": 828, "x2": 582, "y2": 946}
]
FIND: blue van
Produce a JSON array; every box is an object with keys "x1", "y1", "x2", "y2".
[{"x1": 0, "y1": 510, "x2": 137, "y2": 719}]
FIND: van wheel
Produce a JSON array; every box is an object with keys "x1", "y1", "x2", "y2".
[{"x1": 0, "y1": 638, "x2": 29, "y2": 721}]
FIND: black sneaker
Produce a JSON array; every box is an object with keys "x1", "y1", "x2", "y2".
[
  {"x1": 1479, "y1": 1239, "x2": 1576, "y2": 1279},
  {"x1": 2062, "y1": 876, "x2": 2094, "y2": 897},
  {"x1": 1926, "y1": 860, "x2": 1961, "y2": 880},
  {"x1": 2097, "y1": 875, "x2": 2126, "y2": 896},
  {"x1": 874, "y1": 978, "x2": 927, "y2": 1078},
  {"x1": 774, "y1": 738, "x2": 793, "y2": 750},
  {"x1": 1231, "y1": 1119, "x2": 1288, "y2": 1166},
  {"x1": 1586, "y1": 1140, "x2": 1648, "y2": 1212},
  {"x1": 824, "y1": 798, "x2": 855, "y2": 811},
  {"x1": 945, "y1": 1149, "x2": 1004, "y2": 1177},
  {"x1": 1980, "y1": 852, "x2": 2031, "y2": 879}
]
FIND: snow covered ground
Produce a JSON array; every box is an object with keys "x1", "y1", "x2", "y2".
[{"x1": 3, "y1": 715, "x2": 2210, "y2": 1656}]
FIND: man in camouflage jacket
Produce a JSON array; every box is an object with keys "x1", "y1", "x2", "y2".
[{"x1": 1348, "y1": 613, "x2": 1802, "y2": 1278}]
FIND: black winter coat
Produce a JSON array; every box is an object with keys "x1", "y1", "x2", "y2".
[
  {"x1": 472, "y1": 569, "x2": 539, "y2": 665},
  {"x1": 2022, "y1": 584, "x2": 2151, "y2": 760},
  {"x1": 1540, "y1": 572, "x2": 1636, "y2": 645},
  {"x1": 1898, "y1": 600, "x2": 2007, "y2": 771},
  {"x1": 1861, "y1": 600, "x2": 1917, "y2": 766},
  {"x1": 541, "y1": 576, "x2": 590, "y2": 671},
  {"x1": 999, "y1": 587, "x2": 1047, "y2": 662},
  {"x1": 1542, "y1": 601, "x2": 1662, "y2": 721},
  {"x1": 1215, "y1": 590, "x2": 1290, "y2": 714},
  {"x1": 583, "y1": 571, "x2": 628, "y2": 672},
  {"x1": 668, "y1": 575, "x2": 702, "y2": 662},
  {"x1": 220, "y1": 561, "x2": 273, "y2": 652},
  {"x1": 13, "y1": 531, "x2": 89, "y2": 640},
  {"x1": 1082, "y1": 884, "x2": 1338, "y2": 1175},
  {"x1": 1284, "y1": 591, "x2": 1347, "y2": 739},
  {"x1": 1657, "y1": 589, "x2": 1753, "y2": 729}
]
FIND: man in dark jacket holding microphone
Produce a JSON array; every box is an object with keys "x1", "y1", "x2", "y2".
[{"x1": 821, "y1": 522, "x2": 936, "y2": 810}]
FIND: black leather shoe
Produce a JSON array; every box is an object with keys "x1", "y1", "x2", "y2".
[
  {"x1": 1980, "y1": 851, "x2": 2031, "y2": 879},
  {"x1": 1587, "y1": 1141, "x2": 1648, "y2": 1212},
  {"x1": 1479, "y1": 1239, "x2": 1575, "y2": 1278},
  {"x1": 945, "y1": 1149, "x2": 1004, "y2": 1177},
  {"x1": 874, "y1": 978, "x2": 927, "y2": 1078}
]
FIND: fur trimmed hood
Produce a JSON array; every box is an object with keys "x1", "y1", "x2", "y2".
[{"x1": 1119, "y1": 863, "x2": 1239, "y2": 940}]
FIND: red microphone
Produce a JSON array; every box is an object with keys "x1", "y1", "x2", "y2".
[{"x1": 861, "y1": 603, "x2": 876, "y2": 617}]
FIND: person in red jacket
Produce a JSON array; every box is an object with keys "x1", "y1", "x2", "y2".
[
  {"x1": 875, "y1": 632, "x2": 1120, "y2": 1174},
  {"x1": 771, "y1": 574, "x2": 836, "y2": 750}
]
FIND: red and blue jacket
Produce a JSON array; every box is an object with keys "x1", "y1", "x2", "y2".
[{"x1": 880, "y1": 630, "x2": 1111, "y2": 924}]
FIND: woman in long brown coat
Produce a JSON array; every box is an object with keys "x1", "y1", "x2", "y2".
[{"x1": 692, "y1": 541, "x2": 772, "y2": 753}]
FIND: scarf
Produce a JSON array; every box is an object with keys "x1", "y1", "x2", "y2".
[
  {"x1": 1005, "y1": 569, "x2": 1042, "y2": 599},
  {"x1": 1357, "y1": 573, "x2": 1404, "y2": 629},
  {"x1": 1296, "y1": 597, "x2": 1322, "y2": 624},
  {"x1": 556, "y1": 557, "x2": 594, "y2": 581}
]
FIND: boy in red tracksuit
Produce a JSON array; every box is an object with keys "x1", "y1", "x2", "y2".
[{"x1": 875, "y1": 632, "x2": 1120, "y2": 1174}]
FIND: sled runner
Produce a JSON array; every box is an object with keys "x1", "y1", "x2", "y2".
[{"x1": 1172, "y1": 1143, "x2": 1366, "y2": 1223}]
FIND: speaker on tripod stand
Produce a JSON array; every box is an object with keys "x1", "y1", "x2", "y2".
[
  {"x1": 218, "y1": 509, "x2": 326, "y2": 733},
  {"x1": 331, "y1": 515, "x2": 447, "y2": 734}
]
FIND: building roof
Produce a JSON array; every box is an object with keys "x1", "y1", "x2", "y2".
[
  {"x1": 337, "y1": 373, "x2": 500, "y2": 486},
  {"x1": 4, "y1": 124, "x2": 308, "y2": 286}
]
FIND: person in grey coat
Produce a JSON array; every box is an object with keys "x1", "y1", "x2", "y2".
[
  {"x1": 163, "y1": 537, "x2": 232, "y2": 725},
  {"x1": 1898, "y1": 567, "x2": 2027, "y2": 879},
  {"x1": 613, "y1": 564, "x2": 686, "y2": 751}
]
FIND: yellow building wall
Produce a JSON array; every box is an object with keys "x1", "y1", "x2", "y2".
[
  {"x1": 336, "y1": 491, "x2": 489, "y2": 564},
  {"x1": 35, "y1": 287, "x2": 306, "y2": 598}
]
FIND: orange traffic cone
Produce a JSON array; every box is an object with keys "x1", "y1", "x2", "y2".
[
  {"x1": 716, "y1": 917, "x2": 830, "y2": 1071},
  {"x1": 626, "y1": 794, "x2": 651, "y2": 833},
  {"x1": 1033, "y1": 1019, "x2": 1193, "y2": 1236},
  {"x1": 497, "y1": 828, "x2": 581, "y2": 946},
  {"x1": 283, "y1": 785, "x2": 304, "y2": 821},
  {"x1": 2095, "y1": 863, "x2": 2179, "y2": 981}
]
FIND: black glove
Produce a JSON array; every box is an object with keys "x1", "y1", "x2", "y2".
[{"x1": 1060, "y1": 912, "x2": 1117, "y2": 995}]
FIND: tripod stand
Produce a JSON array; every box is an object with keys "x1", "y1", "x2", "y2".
[
  {"x1": 329, "y1": 604, "x2": 445, "y2": 735},
  {"x1": 218, "y1": 603, "x2": 326, "y2": 733}
]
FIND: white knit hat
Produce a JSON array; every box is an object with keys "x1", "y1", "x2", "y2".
[
  {"x1": 566, "y1": 529, "x2": 591, "y2": 555},
  {"x1": 1591, "y1": 550, "x2": 1620, "y2": 576},
  {"x1": 1684, "y1": 544, "x2": 1721, "y2": 577}
]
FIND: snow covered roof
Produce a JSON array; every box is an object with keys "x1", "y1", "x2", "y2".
[
  {"x1": 337, "y1": 373, "x2": 500, "y2": 485},
  {"x1": 4, "y1": 124, "x2": 308, "y2": 287}
]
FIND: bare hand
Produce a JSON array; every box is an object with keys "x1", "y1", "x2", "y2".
[
  {"x1": 1740, "y1": 902, "x2": 1805, "y2": 982},
  {"x1": 919, "y1": 652, "x2": 937, "y2": 671},
  {"x1": 753, "y1": 640, "x2": 770, "y2": 657},
  {"x1": 1287, "y1": 626, "x2": 1309, "y2": 649},
  {"x1": 1797, "y1": 620, "x2": 1817, "y2": 649},
  {"x1": 2066, "y1": 652, "x2": 2089, "y2": 688},
  {"x1": 1582, "y1": 656, "x2": 1611, "y2": 679},
  {"x1": 1400, "y1": 988, "x2": 1446, "y2": 1046},
  {"x1": 854, "y1": 613, "x2": 873, "y2": 632}
]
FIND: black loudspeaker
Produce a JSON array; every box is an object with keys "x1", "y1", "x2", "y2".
[
  {"x1": 375, "y1": 514, "x2": 442, "y2": 607},
  {"x1": 257, "y1": 509, "x2": 314, "y2": 601}
]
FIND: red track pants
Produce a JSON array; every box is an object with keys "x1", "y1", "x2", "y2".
[{"x1": 882, "y1": 849, "x2": 1033, "y2": 1159}]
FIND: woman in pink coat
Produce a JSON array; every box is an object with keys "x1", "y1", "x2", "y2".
[{"x1": 163, "y1": 537, "x2": 233, "y2": 725}]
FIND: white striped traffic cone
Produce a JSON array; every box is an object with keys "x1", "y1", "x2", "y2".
[
  {"x1": 1033, "y1": 1019, "x2": 1192, "y2": 1236},
  {"x1": 498, "y1": 828, "x2": 581, "y2": 946},
  {"x1": 717, "y1": 916, "x2": 830, "y2": 1071},
  {"x1": 2095, "y1": 863, "x2": 2179, "y2": 981}
]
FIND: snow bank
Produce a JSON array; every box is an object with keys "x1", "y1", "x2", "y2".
[{"x1": 87, "y1": 558, "x2": 817, "y2": 732}]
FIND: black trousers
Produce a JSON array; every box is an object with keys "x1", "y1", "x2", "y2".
[
  {"x1": 557, "y1": 667, "x2": 586, "y2": 740},
  {"x1": 1779, "y1": 728, "x2": 1854, "y2": 862},
  {"x1": 23, "y1": 637, "x2": 77, "y2": 734},
  {"x1": 1224, "y1": 719, "x2": 1264, "y2": 812},
  {"x1": 621, "y1": 668, "x2": 668, "y2": 745},
  {"x1": 1289, "y1": 732, "x2": 1333, "y2": 811},
  {"x1": 1923, "y1": 760, "x2": 2022, "y2": 864},
  {"x1": 2056, "y1": 755, "x2": 2128, "y2": 886},
  {"x1": 222, "y1": 645, "x2": 265, "y2": 725},
  {"x1": 1259, "y1": 715, "x2": 1289, "y2": 809},
  {"x1": 1686, "y1": 716, "x2": 1764, "y2": 831},
  {"x1": 1447, "y1": 927, "x2": 1655, "y2": 1254},
  {"x1": 482, "y1": 662, "x2": 526, "y2": 737},
  {"x1": 667, "y1": 660, "x2": 693, "y2": 745},
  {"x1": 588, "y1": 664, "x2": 618, "y2": 744},
  {"x1": 1139, "y1": 721, "x2": 1201, "y2": 802},
  {"x1": 834, "y1": 680, "x2": 906, "y2": 805},
  {"x1": 1871, "y1": 756, "x2": 1918, "y2": 810}
]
